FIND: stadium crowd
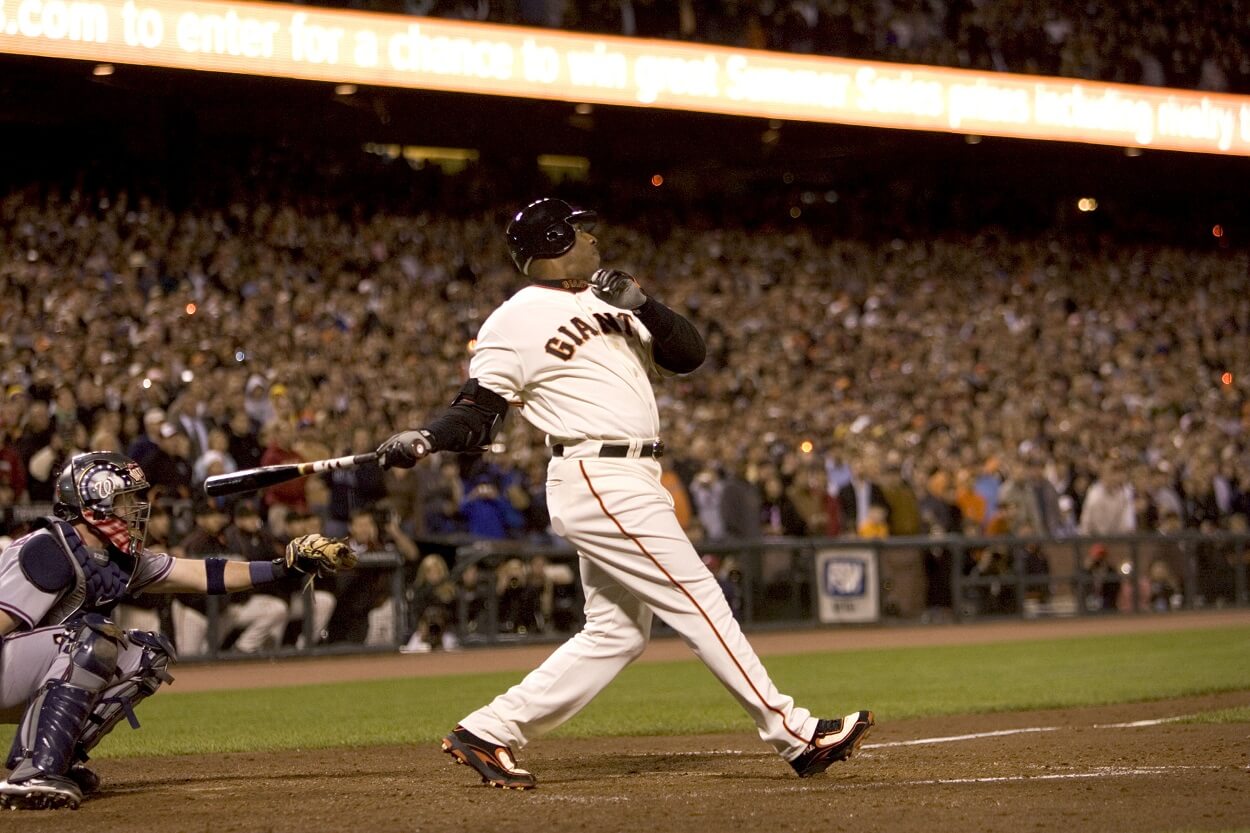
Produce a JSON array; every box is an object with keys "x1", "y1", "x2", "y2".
[
  {"x1": 1, "y1": 160, "x2": 1247, "y2": 646},
  {"x1": 296, "y1": 0, "x2": 1250, "y2": 94}
]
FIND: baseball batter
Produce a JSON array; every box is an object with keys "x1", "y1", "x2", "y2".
[
  {"x1": 378, "y1": 198, "x2": 873, "y2": 789},
  {"x1": 0, "y1": 451, "x2": 353, "y2": 810}
]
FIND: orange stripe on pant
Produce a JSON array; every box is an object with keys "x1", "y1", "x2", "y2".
[{"x1": 578, "y1": 460, "x2": 811, "y2": 746}]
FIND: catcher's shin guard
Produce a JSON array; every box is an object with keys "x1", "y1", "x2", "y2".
[
  {"x1": 7, "y1": 616, "x2": 123, "y2": 784},
  {"x1": 76, "y1": 630, "x2": 176, "y2": 761},
  {"x1": 6, "y1": 682, "x2": 97, "y2": 786}
]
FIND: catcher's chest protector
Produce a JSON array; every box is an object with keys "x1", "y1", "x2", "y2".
[{"x1": 32, "y1": 520, "x2": 134, "y2": 625}]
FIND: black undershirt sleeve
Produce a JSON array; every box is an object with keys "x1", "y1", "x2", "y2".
[
  {"x1": 422, "y1": 382, "x2": 510, "y2": 453},
  {"x1": 634, "y1": 297, "x2": 706, "y2": 374}
]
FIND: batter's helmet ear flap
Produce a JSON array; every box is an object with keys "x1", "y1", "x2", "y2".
[{"x1": 505, "y1": 198, "x2": 597, "y2": 275}]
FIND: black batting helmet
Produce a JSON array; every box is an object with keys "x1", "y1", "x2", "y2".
[{"x1": 504, "y1": 198, "x2": 596, "y2": 275}]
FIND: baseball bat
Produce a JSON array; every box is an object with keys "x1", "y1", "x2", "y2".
[{"x1": 203, "y1": 452, "x2": 380, "y2": 498}]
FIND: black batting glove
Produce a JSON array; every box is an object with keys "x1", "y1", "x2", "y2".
[{"x1": 377, "y1": 429, "x2": 433, "y2": 469}]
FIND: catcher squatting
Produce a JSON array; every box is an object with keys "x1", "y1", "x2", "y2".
[
  {"x1": 0, "y1": 451, "x2": 356, "y2": 810},
  {"x1": 377, "y1": 198, "x2": 874, "y2": 790}
]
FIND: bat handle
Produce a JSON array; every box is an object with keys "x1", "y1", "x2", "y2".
[{"x1": 316, "y1": 452, "x2": 382, "y2": 472}]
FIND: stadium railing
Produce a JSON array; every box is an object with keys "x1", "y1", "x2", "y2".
[{"x1": 3, "y1": 504, "x2": 1246, "y2": 659}]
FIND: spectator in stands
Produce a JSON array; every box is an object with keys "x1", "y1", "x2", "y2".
[
  {"x1": 857, "y1": 504, "x2": 890, "y2": 539},
  {"x1": 689, "y1": 463, "x2": 726, "y2": 540},
  {"x1": 421, "y1": 459, "x2": 466, "y2": 535},
  {"x1": 954, "y1": 467, "x2": 987, "y2": 532},
  {"x1": 838, "y1": 456, "x2": 889, "y2": 536},
  {"x1": 1083, "y1": 543, "x2": 1123, "y2": 613},
  {"x1": 259, "y1": 420, "x2": 306, "y2": 523},
  {"x1": 918, "y1": 470, "x2": 960, "y2": 535},
  {"x1": 759, "y1": 470, "x2": 805, "y2": 536},
  {"x1": 1180, "y1": 461, "x2": 1224, "y2": 530},
  {"x1": 243, "y1": 375, "x2": 276, "y2": 428},
  {"x1": 226, "y1": 409, "x2": 264, "y2": 472},
  {"x1": 223, "y1": 501, "x2": 289, "y2": 641},
  {"x1": 921, "y1": 521, "x2": 957, "y2": 622},
  {"x1": 14, "y1": 398, "x2": 52, "y2": 475},
  {"x1": 0, "y1": 431, "x2": 25, "y2": 506},
  {"x1": 328, "y1": 507, "x2": 419, "y2": 645},
  {"x1": 325, "y1": 428, "x2": 390, "y2": 537},
  {"x1": 1078, "y1": 463, "x2": 1136, "y2": 537},
  {"x1": 660, "y1": 454, "x2": 695, "y2": 534},
  {"x1": 25, "y1": 424, "x2": 85, "y2": 504},
  {"x1": 192, "y1": 427, "x2": 239, "y2": 489},
  {"x1": 880, "y1": 455, "x2": 921, "y2": 536},
  {"x1": 722, "y1": 462, "x2": 763, "y2": 541},
  {"x1": 452, "y1": 562, "x2": 491, "y2": 640},
  {"x1": 788, "y1": 464, "x2": 840, "y2": 537},
  {"x1": 402, "y1": 553, "x2": 456, "y2": 653},
  {"x1": 380, "y1": 460, "x2": 428, "y2": 538},
  {"x1": 137, "y1": 423, "x2": 194, "y2": 501},
  {"x1": 172, "y1": 499, "x2": 288, "y2": 655},
  {"x1": 1002, "y1": 453, "x2": 1070, "y2": 538},
  {"x1": 275, "y1": 509, "x2": 339, "y2": 647},
  {"x1": 495, "y1": 557, "x2": 541, "y2": 635}
]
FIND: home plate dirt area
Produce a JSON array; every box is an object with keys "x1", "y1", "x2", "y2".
[{"x1": 9, "y1": 614, "x2": 1250, "y2": 833}]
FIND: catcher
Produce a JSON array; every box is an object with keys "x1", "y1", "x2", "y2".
[{"x1": 0, "y1": 451, "x2": 355, "y2": 810}]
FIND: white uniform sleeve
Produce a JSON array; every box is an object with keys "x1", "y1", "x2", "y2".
[
  {"x1": 628, "y1": 314, "x2": 666, "y2": 377},
  {"x1": 468, "y1": 316, "x2": 527, "y2": 402}
]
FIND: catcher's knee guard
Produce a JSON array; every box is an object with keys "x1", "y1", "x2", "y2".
[
  {"x1": 6, "y1": 615, "x2": 124, "y2": 781},
  {"x1": 76, "y1": 630, "x2": 177, "y2": 759}
]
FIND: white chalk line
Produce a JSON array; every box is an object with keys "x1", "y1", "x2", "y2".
[
  {"x1": 864, "y1": 726, "x2": 1059, "y2": 749},
  {"x1": 865, "y1": 712, "x2": 1194, "y2": 750},
  {"x1": 1093, "y1": 716, "x2": 1186, "y2": 728},
  {"x1": 892, "y1": 765, "x2": 1217, "y2": 787}
]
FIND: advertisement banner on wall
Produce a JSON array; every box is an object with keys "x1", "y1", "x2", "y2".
[
  {"x1": 0, "y1": 0, "x2": 1248, "y2": 154},
  {"x1": 814, "y1": 549, "x2": 878, "y2": 624}
]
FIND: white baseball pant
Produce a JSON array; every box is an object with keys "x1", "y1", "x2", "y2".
[{"x1": 459, "y1": 455, "x2": 819, "y2": 760}]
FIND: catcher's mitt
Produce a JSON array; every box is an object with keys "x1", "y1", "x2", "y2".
[{"x1": 284, "y1": 534, "x2": 358, "y2": 578}]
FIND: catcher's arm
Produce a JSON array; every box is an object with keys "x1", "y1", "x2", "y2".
[{"x1": 147, "y1": 535, "x2": 357, "y2": 594}]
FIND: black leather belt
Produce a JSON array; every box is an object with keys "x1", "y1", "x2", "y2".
[{"x1": 552, "y1": 441, "x2": 665, "y2": 459}]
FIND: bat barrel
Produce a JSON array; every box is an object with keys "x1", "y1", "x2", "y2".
[
  {"x1": 204, "y1": 465, "x2": 299, "y2": 497},
  {"x1": 204, "y1": 451, "x2": 379, "y2": 497}
]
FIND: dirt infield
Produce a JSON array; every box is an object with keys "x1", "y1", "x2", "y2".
[{"x1": 7, "y1": 612, "x2": 1250, "y2": 833}]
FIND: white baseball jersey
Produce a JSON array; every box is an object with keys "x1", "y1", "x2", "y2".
[
  {"x1": 458, "y1": 284, "x2": 825, "y2": 764},
  {"x1": 469, "y1": 285, "x2": 661, "y2": 444}
]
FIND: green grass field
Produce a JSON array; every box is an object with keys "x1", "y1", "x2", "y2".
[{"x1": 7, "y1": 625, "x2": 1250, "y2": 759}]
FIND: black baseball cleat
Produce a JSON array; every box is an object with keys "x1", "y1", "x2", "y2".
[
  {"x1": 790, "y1": 710, "x2": 875, "y2": 778},
  {"x1": 67, "y1": 763, "x2": 101, "y2": 796},
  {"x1": 0, "y1": 774, "x2": 83, "y2": 810},
  {"x1": 441, "y1": 726, "x2": 537, "y2": 790}
]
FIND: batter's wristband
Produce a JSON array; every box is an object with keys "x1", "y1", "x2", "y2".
[{"x1": 205, "y1": 558, "x2": 228, "y2": 595}]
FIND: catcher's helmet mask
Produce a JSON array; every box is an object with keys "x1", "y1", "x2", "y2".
[
  {"x1": 54, "y1": 451, "x2": 152, "y2": 556},
  {"x1": 505, "y1": 198, "x2": 597, "y2": 275}
]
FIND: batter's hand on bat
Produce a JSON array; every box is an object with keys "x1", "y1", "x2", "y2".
[
  {"x1": 590, "y1": 269, "x2": 646, "y2": 310},
  {"x1": 377, "y1": 429, "x2": 433, "y2": 469}
]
